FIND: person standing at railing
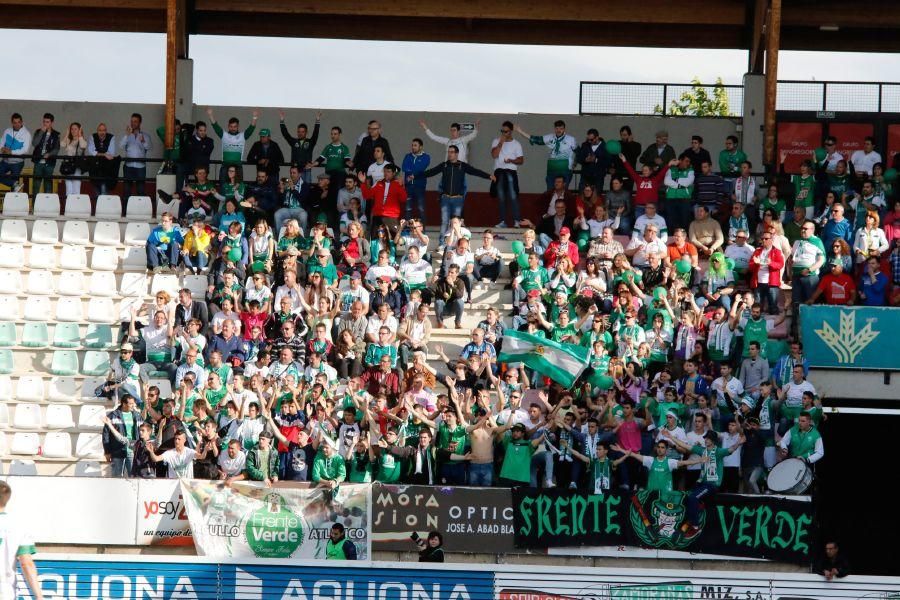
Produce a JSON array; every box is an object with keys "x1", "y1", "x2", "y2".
[
  {"x1": 121, "y1": 112, "x2": 152, "y2": 198},
  {"x1": 207, "y1": 107, "x2": 258, "y2": 183},
  {"x1": 664, "y1": 153, "x2": 696, "y2": 232},
  {"x1": 491, "y1": 121, "x2": 524, "y2": 228},
  {"x1": 0, "y1": 112, "x2": 31, "y2": 192},
  {"x1": 718, "y1": 135, "x2": 746, "y2": 196},
  {"x1": 639, "y1": 130, "x2": 676, "y2": 173},
  {"x1": 246, "y1": 128, "x2": 285, "y2": 181},
  {"x1": 279, "y1": 109, "x2": 321, "y2": 183},
  {"x1": 610, "y1": 125, "x2": 642, "y2": 191},
  {"x1": 576, "y1": 128, "x2": 612, "y2": 192},
  {"x1": 419, "y1": 119, "x2": 479, "y2": 163},
  {"x1": 59, "y1": 122, "x2": 88, "y2": 197},
  {"x1": 682, "y1": 135, "x2": 712, "y2": 175},
  {"x1": 88, "y1": 122, "x2": 118, "y2": 197},
  {"x1": 514, "y1": 120, "x2": 577, "y2": 191},
  {"x1": 30, "y1": 112, "x2": 60, "y2": 195}
]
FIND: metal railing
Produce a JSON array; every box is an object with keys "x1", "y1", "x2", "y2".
[{"x1": 580, "y1": 80, "x2": 900, "y2": 116}]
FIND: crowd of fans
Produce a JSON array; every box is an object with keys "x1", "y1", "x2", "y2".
[{"x1": 7, "y1": 108, "x2": 897, "y2": 500}]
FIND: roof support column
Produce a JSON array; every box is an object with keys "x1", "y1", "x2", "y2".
[
  {"x1": 763, "y1": 0, "x2": 781, "y2": 168},
  {"x1": 164, "y1": 0, "x2": 188, "y2": 151}
]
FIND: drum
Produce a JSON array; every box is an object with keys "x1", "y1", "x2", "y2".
[{"x1": 767, "y1": 457, "x2": 813, "y2": 494}]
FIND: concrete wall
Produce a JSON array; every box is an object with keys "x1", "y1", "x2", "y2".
[{"x1": 0, "y1": 98, "x2": 741, "y2": 195}]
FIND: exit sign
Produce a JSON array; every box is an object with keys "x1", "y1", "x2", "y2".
[{"x1": 816, "y1": 111, "x2": 836, "y2": 119}]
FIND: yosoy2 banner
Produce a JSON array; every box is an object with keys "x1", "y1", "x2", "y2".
[{"x1": 180, "y1": 481, "x2": 370, "y2": 560}]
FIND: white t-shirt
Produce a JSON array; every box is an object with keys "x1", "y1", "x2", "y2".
[
  {"x1": 684, "y1": 430, "x2": 706, "y2": 471},
  {"x1": 491, "y1": 137, "x2": 524, "y2": 171},
  {"x1": 756, "y1": 247, "x2": 772, "y2": 284},
  {"x1": 232, "y1": 389, "x2": 259, "y2": 413},
  {"x1": 850, "y1": 149, "x2": 882, "y2": 175},
  {"x1": 633, "y1": 214, "x2": 669, "y2": 242},
  {"x1": 367, "y1": 160, "x2": 391, "y2": 184},
  {"x1": 161, "y1": 447, "x2": 197, "y2": 479},
  {"x1": 725, "y1": 243, "x2": 755, "y2": 272},
  {"x1": 142, "y1": 323, "x2": 171, "y2": 352},
  {"x1": 722, "y1": 432, "x2": 742, "y2": 467},
  {"x1": 0, "y1": 512, "x2": 35, "y2": 600},
  {"x1": 218, "y1": 450, "x2": 247, "y2": 476},
  {"x1": 783, "y1": 380, "x2": 816, "y2": 410},
  {"x1": 711, "y1": 376, "x2": 744, "y2": 409}
]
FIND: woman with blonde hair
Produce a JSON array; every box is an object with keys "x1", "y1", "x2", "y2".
[
  {"x1": 59, "y1": 122, "x2": 88, "y2": 196},
  {"x1": 853, "y1": 210, "x2": 889, "y2": 266}
]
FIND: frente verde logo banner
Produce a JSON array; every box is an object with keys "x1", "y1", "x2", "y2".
[
  {"x1": 800, "y1": 305, "x2": 895, "y2": 370},
  {"x1": 512, "y1": 489, "x2": 815, "y2": 564}
]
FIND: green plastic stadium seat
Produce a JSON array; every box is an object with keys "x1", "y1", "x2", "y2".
[
  {"x1": 0, "y1": 349, "x2": 13, "y2": 374},
  {"x1": 21, "y1": 322, "x2": 49, "y2": 348},
  {"x1": 83, "y1": 324, "x2": 113, "y2": 349},
  {"x1": 82, "y1": 351, "x2": 111, "y2": 377},
  {"x1": 53, "y1": 323, "x2": 82, "y2": 348},
  {"x1": 0, "y1": 322, "x2": 16, "y2": 347},
  {"x1": 51, "y1": 350, "x2": 79, "y2": 376}
]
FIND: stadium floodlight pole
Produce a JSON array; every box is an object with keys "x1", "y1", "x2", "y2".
[
  {"x1": 164, "y1": 0, "x2": 178, "y2": 151},
  {"x1": 763, "y1": 0, "x2": 782, "y2": 169}
]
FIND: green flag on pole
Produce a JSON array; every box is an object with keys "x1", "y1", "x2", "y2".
[{"x1": 498, "y1": 329, "x2": 589, "y2": 387}]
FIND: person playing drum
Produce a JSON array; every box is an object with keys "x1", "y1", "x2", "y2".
[{"x1": 778, "y1": 411, "x2": 824, "y2": 464}]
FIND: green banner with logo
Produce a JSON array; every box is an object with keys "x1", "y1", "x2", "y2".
[
  {"x1": 181, "y1": 480, "x2": 370, "y2": 559},
  {"x1": 800, "y1": 305, "x2": 896, "y2": 370},
  {"x1": 512, "y1": 489, "x2": 815, "y2": 564}
]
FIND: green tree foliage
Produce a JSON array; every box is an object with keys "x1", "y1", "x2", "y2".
[{"x1": 654, "y1": 77, "x2": 732, "y2": 117}]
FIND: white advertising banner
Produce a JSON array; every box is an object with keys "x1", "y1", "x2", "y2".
[{"x1": 134, "y1": 478, "x2": 194, "y2": 547}]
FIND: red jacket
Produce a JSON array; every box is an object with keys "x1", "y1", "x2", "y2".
[
  {"x1": 362, "y1": 178, "x2": 407, "y2": 219},
  {"x1": 623, "y1": 161, "x2": 669, "y2": 206},
  {"x1": 544, "y1": 239, "x2": 580, "y2": 268},
  {"x1": 748, "y1": 246, "x2": 785, "y2": 288}
]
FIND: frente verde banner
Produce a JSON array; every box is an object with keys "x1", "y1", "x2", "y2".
[
  {"x1": 180, "y1": 480, "x2": 370, "y2": 560},
  {"x1": 800, "y1": 305, "x2": 895, "y2": 371},
  {"x1": 512, "y1": 489, "x2": 815, "y2": 565}
]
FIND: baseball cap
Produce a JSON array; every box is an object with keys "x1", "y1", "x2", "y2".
[
  {"x1": 120, "y1": 342, "x2": 134, "y2": 352},
  {"x1": 259, "y1": 128, "x2": 271, "y2": 136},
  {"x1": 350, "y1": 272, "x2": 361, "y2": 280},
  {"x1": 559, "y1": 226, "x2": 571, "y2": 235},
  {"x1": 829, "y1": 258, "x2": 843, "y2": 268},
  {"x1": 511, "y1": 423, "x2": 526, "y2": 432},
  {"x1": 378, "y1": 275, "x2": 391, "y2": 283},
  {"x1": 527, "y1": 289, "x2": 541, "y2": 298}
]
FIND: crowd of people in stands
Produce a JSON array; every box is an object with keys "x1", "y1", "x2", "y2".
[{"x1": 8, "y1": 108, "x2": 896, "y2": 498}]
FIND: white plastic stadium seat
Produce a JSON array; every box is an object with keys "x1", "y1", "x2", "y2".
[
  {"x1": 61, "y1": 220, "x2": 91, "y2": 245},
  {"x1": 124, "y1": 222, "x2": 151, "y2": 246},
  {"x1": 80, "y1": 377, "x2": 106, "y2": 400},
  {"x1": 0, "y1": 244, "x2": 25, "y2": 269},
  {"x1": 57, "y1": 271, "x2": 86, "y2": 296},
  {"x1": 0, "y1": 403, "x2": 8, "y2": 427},
  {"x1": 15, "y1": 376, "x2": 45, "y2": 402},
  {"x1": 10, "y1": 432, "x2": 40, "y2": 455},
  {"x1": 1, "y1": 192, "x2": 30, "y2": 217},
  {"x1": 148, "y1": 378, "x2": 172, "y2": 399},
  {"x1": 49, "y1": 376, "x2": 78, "y2": 402},
  {"x1": 64, "y1": 194, "x2": 92, "y2": 218},
  {"x1": 118, "y1": 298, "x2": 143, "y2": 322},
  {"x1": 0, "y1": 376, "x2": 12, "y2": 401},
  {"x1": 87, "y1": 298, "x2": 116, "y2": 323},
  {"x1": 122, "y1": 246, "x2": 145, "y2": 271},
  {"x1": 0, "y1": 295, "x2": 21, "y2": 319},
  {"x1": 45, "y1": 405, "x2": 75, "y2": 429},
  {"x1": 183, "y1": 274, "x2": 207, "y2": 298},
  {"x1": 95, "y1": 195, "x2": 122, "y2": 220},
  {"x1": 75, "y1": 433, "x2": 104, "y2": 458},
  {"x1": 55, "y1": 296, "x2": 84, "y2": 322},
  {"x1": 0, "y1": 219, "x2": 27, "y2": 243},
  {"x1": 93, "y1": 221, "x2": 122, "y2": 246},
  {"x1": 0, "y1": 270, "x2": 23, "y2": 295},
  {"x1": 91, "y1": 246, "x2": 120, "y2": 271},
  {"x1": 28, "y1": 244, "x2": 57, "y2": 269},
  {"x1": 88, "y1": 271, "x2": 117, "y2": 297},
  {"x1": 23, "y1": 296, "x2": 52, "y2": 321},
  {"x1": 126, "y1": 196, "x2": 153, "y2": 220},
  {"x1": 59, "y1": 245, "x2": 88, "y2": 270},
  {"x1": 43, "y1": 432, "x2": 73, "y2": 458},
  {"x1": 77, "y1": 405, "x2": 106, "y2": 430},
  {"x1": 33, "y1": 193, "x2": 61, "y2": 217},
  {"x1": 26, "y1": 270, "x2": 55, "y2": 295},
  {"x1": 151, "y1": 274, "x2": 179, "y2": 297},
  {"x1": 75, "y1": 460, "x2": 102, "y2": 477},
  {"x1": 119, "y1": 273, "x2": 148, "y2": 297},
  {"x1": 0, "y1": 432, "x2": 5, "y2": 455},
  {"x1": 156, "y1": 195, "x2": 178, "y2": 217},
  {"x1": 30, "y1": 219, "x2": 60, "y2": 244},
  {"x1": 8, "y1": 460, "x2": 38, "y2": 476},
  {"x1": 13, "y1": 404, "x2": 42, "y2": 429}
]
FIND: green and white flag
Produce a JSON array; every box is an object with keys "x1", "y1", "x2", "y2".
[{"x1": 499, "y1": 329, "x2": 589, "y2": 387}]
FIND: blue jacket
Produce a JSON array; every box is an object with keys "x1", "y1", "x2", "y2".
[
  {"x1": 402, "y1": 152, "x2": 431, "y2": 191},
  {"x1": 822, "y1": 218, "x2": 853, "y2": 252},
  {"x1": 147, "y1": 225, "x2": 184, "y2": 250},
  {"x1": 102, "y1": 408, "x2": 144, "y2": 458},
  {"x1": 206, "y1": 333, "x2": 246, "y2": 363}
]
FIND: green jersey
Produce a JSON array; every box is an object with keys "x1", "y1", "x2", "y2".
[
  {"x1": 588, "y1": 458, "x2": 613, "y2": 495},
  {"x1": 719, "y1": 148, "x2": 747, "y2": 178},
  {"x1": 500, "y1": 437, "x2": 534, "y2": 483},
  {"x1": 311, "y1": 452, "x2": 346, "y2": 483},
  {"x1": 156, "y1": 125, "x2": 181, "y2": 161},
  {"x1": 518, "y1": 267, "x2": 549, "y2": 292},
  {"x1": 212, "y1": 122, "x2": 255, "y2": 165},
  {"x1": 665, "y1": 167, "x2": 694, "y2": 201},
  {"x1": 347, "y1": 452, "x2": 373, "y2": 483},
  {"x1": 642, "y1": 456, "x2": 678, "y2": 492},
  {"x1": 581, "y1": 329, "x2": 615, "y2": 354},
  {"x1": 376, "y1": 449, "x2": 403, "y2": 482},
  {"x1": 792, "y1": 174, "x2": 815, "y2": 208},
  {"x1": 786, "y1": 425, "x2": 821, "y2": 459},
  {"x1": 320, "y1": 143, "x2": 351, "y2": 174},
  {"x1": 436, "y1": 423, "x2": 468, "y2": 464},
  {"x1": 742, "y1": 317, "x2": 770, "y2": 358},
  {"x1": 205, "y1": 387, "x2": 227, "y2": 411}
]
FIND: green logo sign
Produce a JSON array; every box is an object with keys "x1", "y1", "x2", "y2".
[
  {"x1": 629, "y1": 490, "x2": 705, "y2": 550},
  {"x1": 800, "y1": 306, "x2": 897, "y2": 370},
  {"x1": 245, "y1": 493, "x2": 304, "y2": 558}
]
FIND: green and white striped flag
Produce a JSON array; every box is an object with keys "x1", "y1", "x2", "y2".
[{"x1": 498, "y1": 329, "x2": 589, "y2": 387}]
